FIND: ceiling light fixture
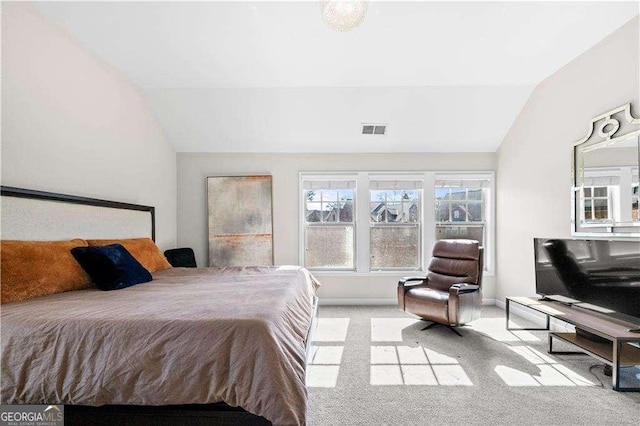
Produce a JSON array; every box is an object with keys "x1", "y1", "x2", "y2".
[{"x1": 321, "y1": 1, "x2": 367, "y2": 32}]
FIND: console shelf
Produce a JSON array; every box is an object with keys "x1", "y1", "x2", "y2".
[
  {"x1": 551, "y1": 332, "x2": 640, "y2": 365},
  {"x1": 506, "y1": 297, "x2": 640, "y2": 391}
]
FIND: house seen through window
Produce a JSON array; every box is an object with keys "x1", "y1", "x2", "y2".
[
  {"x1": 301, "y1": 172, "x2": 494, "y2": 273},
  {"x1": 304, "y1": 180, "x2": 356, "y2": 270},
  {"x1": 434, "y1": 178, "x2": 489, "y2": 257},
  {"x1": 632, "y1": 184, "x2": 639, "y2": 221},
  {"x1": 582, "y1": 186, "x2": 611, "y2": 223},
  {"x1": 370, "y1": 180, "x2": 422, "y2": 271}
]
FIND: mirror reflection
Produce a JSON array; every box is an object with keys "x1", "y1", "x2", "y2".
[
  {"x1": 574, "y1": 136, "x2": 639, "y2": 233},
  {"x1": 579, "y1": 137, "x2": 639, "y2": 222}
]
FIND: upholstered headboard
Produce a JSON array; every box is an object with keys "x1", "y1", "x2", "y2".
[{"x1": 0, "y1": 186, "x2": 155, "y2": 241}]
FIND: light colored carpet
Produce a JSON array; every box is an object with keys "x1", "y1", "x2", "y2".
[{"x1": 307, "y1": 305, "x2": 640, "y2": 426}]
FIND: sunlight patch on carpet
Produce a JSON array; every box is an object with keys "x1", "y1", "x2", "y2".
[
  {"x1": 313, "y1": 346, "x2": 344, "y2": 365},
  {"x1": 468, "y1": 317, "x2": 540, "y2": 342},
  {"x1": 371, "y1": 365, "x2": 403, "y2": 385},
  {"x1": 315, "y1": 318, "x2": 350, "y2": 342},
  {"x1": 370, "y1": 345, "x2": 472, "y2": 386},
  {"x1": 494, "y1": 366, "x2": 541, "y2": 386},
  {"x1": 371, "y1": 346, "x2": 398, "y2": 364},
  {"x1": 371, "y1": 318, "x2": 418, "y2": 342},
  {"x1": 424, "y1": 348, "x2": 459, "y2": 365},
  {"x1": 307, "y1": 366, "x2": 340, "y2": 388},
  {"x1": 401, "y1": 365, "x2": 438, "y2": 385},
  {"x1": 397, "y1": 346, "x2": 429, "y2": 364},
  {"x1": 307, "y1": 346, "x2": 345, "y2": 388},
  {"x1": 495, "y1": 345, "x2": 595, "y2": 387},
  {"x1": 432, "y1": 365, "x2": 473, "y2": 386}
]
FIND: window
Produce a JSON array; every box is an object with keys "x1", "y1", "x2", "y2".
[
  {"x1": 634, "y1": 168, "x2": 639, "y2": 221},
  {"x1": 582, "y1": 186, "x2": 611, "y2": 223},
  {"x1": 633, "y1": 184, "x2": 639, "y2": 222},
  {"x1": 303, "y1": 179, "x2": 356, "y2": 270},
  {"x1": 300, "y1": 172, "x2": 494, "y2": 273},
  {"x1": 435, "y1": 177, "x2": 488, "y2": 248},
  {"x1": 369, "y1": 180, "x2": 422, "y2": 271},
  {"x1": 578, "y1": 167, "x2": 640, "y2": 226}
]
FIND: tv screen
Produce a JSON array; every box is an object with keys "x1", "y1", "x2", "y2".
[{"x1": 534, "y1": 238, "x2": 640, "y2": 321}]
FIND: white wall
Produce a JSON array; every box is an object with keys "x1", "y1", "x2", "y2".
[
  {"x1": 1, "y1": 3, "x2": 177, "y2": 249},
  {"x1": 177, "y1": 153, "x2": 496, "y2": 302},
  {"x1": 495, "y1": 17, "x2": 639, "y2": 302},
  {"x1": 145, "y1": 86, "x2": 532, "y2": 153}
]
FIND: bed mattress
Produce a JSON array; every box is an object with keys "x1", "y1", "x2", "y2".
[{"x1": 1, "y1": 266, "x2": 319, "y2": 426}]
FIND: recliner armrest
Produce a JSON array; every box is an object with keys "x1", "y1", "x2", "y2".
[
  {"x1": 398, "y1": 276, "x2": 426, "y2": 287},
  {"x1": 449, "y1": 283, "x2": 480, "y2": 295}
]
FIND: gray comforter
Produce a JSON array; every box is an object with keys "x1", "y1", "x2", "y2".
[{"x1": 1, "y1": 266, "x2": 319, "y2": 425}]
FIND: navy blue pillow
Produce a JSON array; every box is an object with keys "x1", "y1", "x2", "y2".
[{"x1": 71, "y1": 244, "x2": 152, "y2": 291}]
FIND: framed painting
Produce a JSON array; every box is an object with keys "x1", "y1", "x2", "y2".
[{"x1": 207, "y1": 175, "x2": 273, "y2": 266}]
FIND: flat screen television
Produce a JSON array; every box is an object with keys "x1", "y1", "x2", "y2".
[{"x1": 533, "y1": 238, "x2": 640, "y2": 323}]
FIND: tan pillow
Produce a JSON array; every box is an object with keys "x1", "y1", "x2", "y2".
[
  {"x1": 86, "y1": 238, "x2": 171, "y2": 273},
  {"x1": 1, "y1": 239, "x2": 91, "y2": 304}
]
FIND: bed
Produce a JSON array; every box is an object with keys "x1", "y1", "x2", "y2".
[{"x1": 0, "y1": 187, "x2": 319, "y2": 426}]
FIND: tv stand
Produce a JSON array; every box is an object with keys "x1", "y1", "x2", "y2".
[
  {"x1": 539, "y1": 294, "x2": 579, "y2": 305},
  {"x1": 506, "y1": 297, "x2": 640, "y2": 391}
]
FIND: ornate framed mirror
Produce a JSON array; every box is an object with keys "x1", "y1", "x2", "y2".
[{"x1": 572, "y1": 103, "x2": 640, "y2": 237}]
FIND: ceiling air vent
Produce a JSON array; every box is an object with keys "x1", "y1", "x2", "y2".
[{"x1": 362, "y1": 123, "x2": 387, "y2": 135}]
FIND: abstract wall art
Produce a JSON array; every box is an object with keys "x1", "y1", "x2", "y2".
[{"x1": 207, "y1": 175, "x2": 273, "y2": 266}]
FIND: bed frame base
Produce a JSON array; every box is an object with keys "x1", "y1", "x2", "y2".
[
  {"x1": 66, "y1": 403, "x2": 270, "y2": 426},
  {"x1": 65, "y1": 296, "x2": 319, "y2": 426}
]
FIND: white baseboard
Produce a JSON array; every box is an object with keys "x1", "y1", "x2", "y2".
[
  {"x1": 494, "y1": 299, "x2": 506, "y2": 310},
  {"x1": 495, "y1": 298, "x2": 573, "y2": 332},
  {"x1": 496, "y1": 299, "x2": 544, "y2": 325},
  {"x1": 318, "y1": 297, "x2": 572, "y2": 332},
  {"x1": 319, "y1": 298, "x2": 498, "y2": 306},
  {"x1": 319, "y1": 298, "x2": 396, "y2": 305}
]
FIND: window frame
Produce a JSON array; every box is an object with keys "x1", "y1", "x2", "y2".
[
  {"x1": 434, "y1": 174, "x2": 494, "y2": 273},
  {"x1": 580, "y1": 185, "x2": 613, "y2": 223},
  {"x1": 299, "y1": 171, "x2": 495, "y2": 275},
  {"x1": 301, "y1": 175, "x2": 358, "y2": 271},
  {"x1": 368, "y1": 181, "x2": 424, "y2": 272},
  {"x1": 631, "y1": 183, "x2": 639, "y2": 222}
]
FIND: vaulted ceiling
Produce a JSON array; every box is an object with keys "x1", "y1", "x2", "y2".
[{"x1": 34, "y1": 1, "x2": 639, "y2": 153}]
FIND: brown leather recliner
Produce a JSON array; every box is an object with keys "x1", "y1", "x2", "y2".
[{"x1": 398, "y1": 239, "x2": 483, "y2": 336}]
